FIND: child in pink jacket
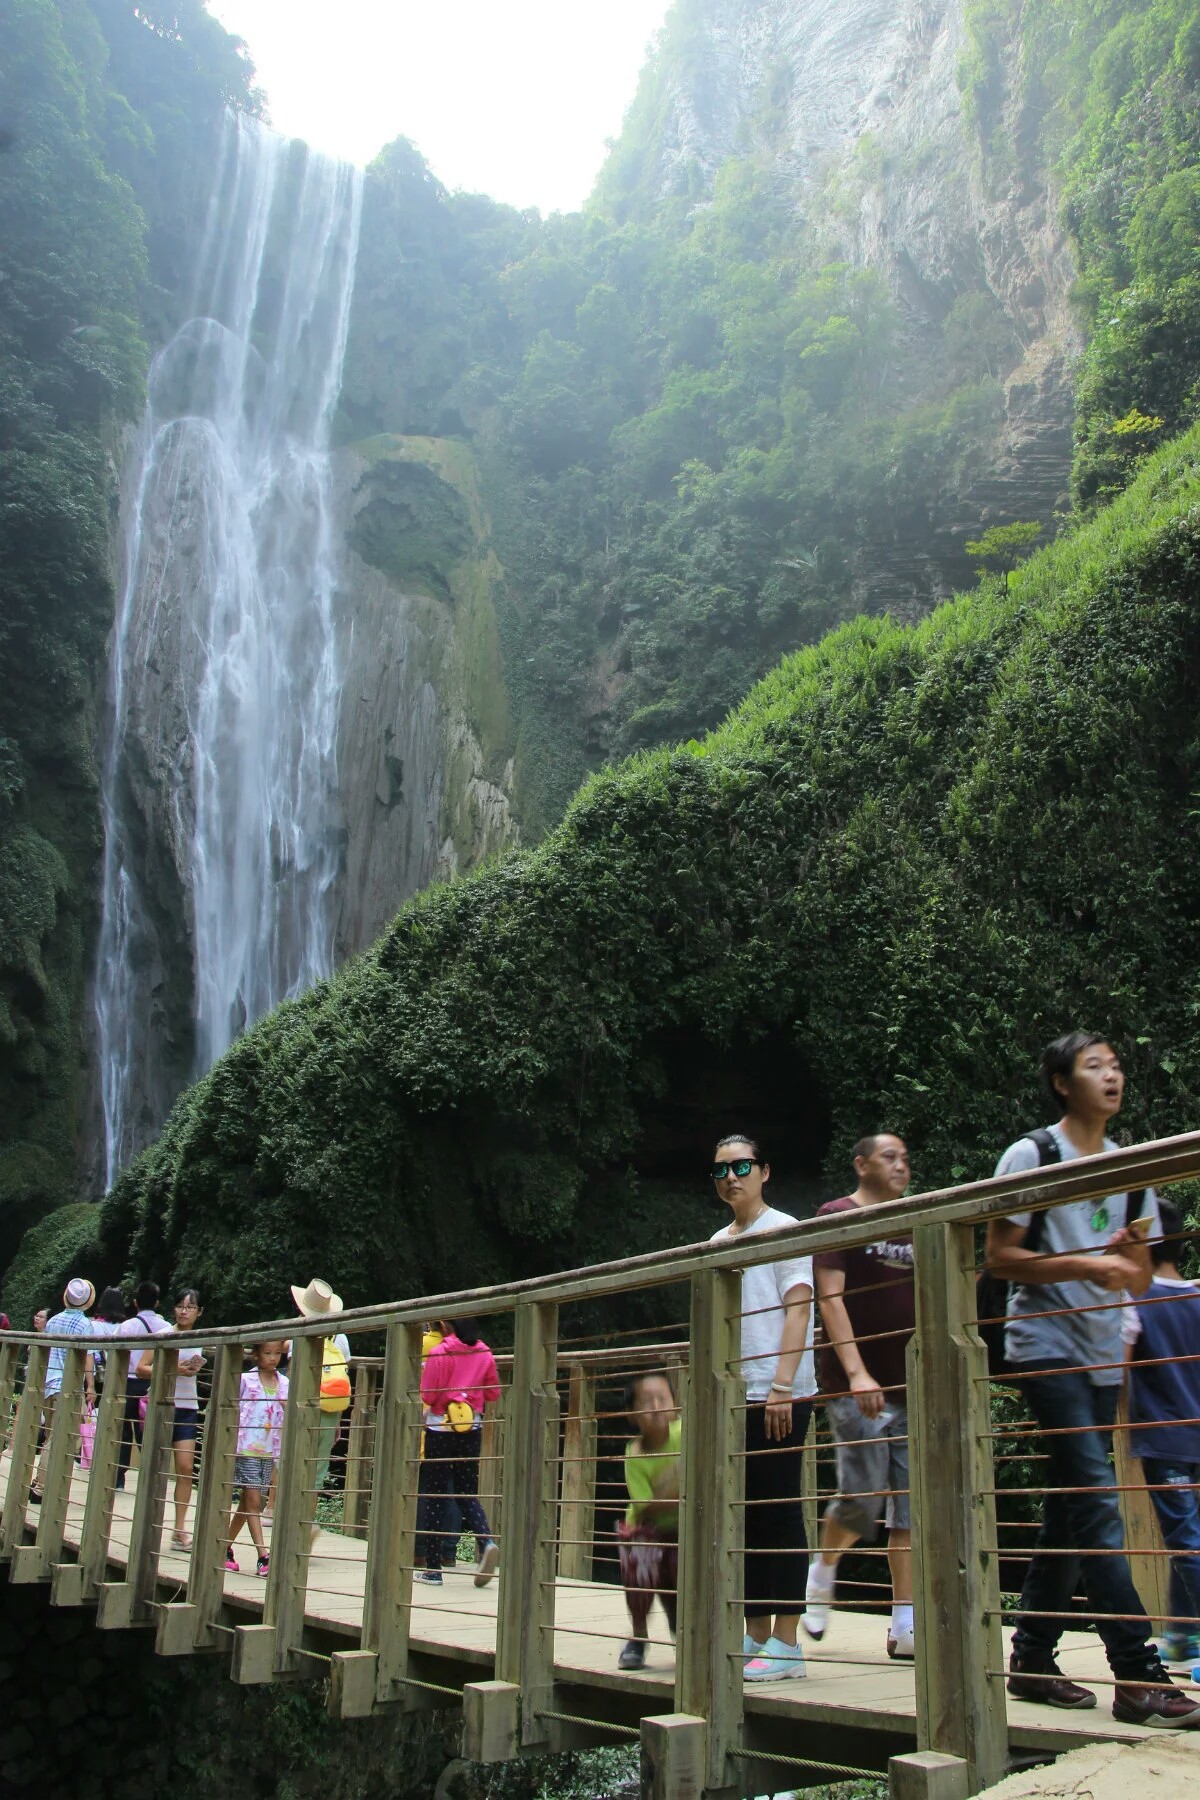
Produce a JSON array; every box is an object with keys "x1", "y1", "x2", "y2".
[{"x1": 417, "y1": 1321, "x2": 502, "y2": 1587}]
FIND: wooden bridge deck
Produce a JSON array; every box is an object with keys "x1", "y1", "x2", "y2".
[{"x1": 23, "y1": 1462, "x2": 1200, "y2": 1780}]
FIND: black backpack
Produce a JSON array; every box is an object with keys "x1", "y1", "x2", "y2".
[{"x1": 976, "y1": 1128, "x2": 1145, "y2": 1378}]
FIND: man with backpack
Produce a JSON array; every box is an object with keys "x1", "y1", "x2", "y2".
[{"x1": 985, "y1": 1030, "x2": 1200, "y2": 1728}]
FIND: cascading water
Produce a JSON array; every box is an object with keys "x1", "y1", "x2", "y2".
[{"x1": 94, "y1": 115, "x2": 362, "y2": 1190}]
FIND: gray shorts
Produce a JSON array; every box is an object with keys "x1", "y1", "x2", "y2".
[
  {"x1": 234, "y1": 1454, "x2": 274, "y2": 1493},
  {"x1": 823, "y1": 1396, "x2": 911, "y2": 1535}
]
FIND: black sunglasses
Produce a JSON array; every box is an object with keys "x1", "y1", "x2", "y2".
[{"x1": 710, "y1": 1158, "x2": 760, "y2": 1181}]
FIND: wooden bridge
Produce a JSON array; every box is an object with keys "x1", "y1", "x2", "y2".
[{"x1": 5, "y1": 1135, "x2": 1200, "y2": 1800}]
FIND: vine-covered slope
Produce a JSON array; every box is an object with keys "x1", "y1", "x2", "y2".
[{"x1": 21, "y1": 427, "x2": 1196, "y2": 1324}]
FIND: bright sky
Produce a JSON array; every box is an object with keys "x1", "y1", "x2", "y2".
[{"x1": 206, "y1": 0, "x2": 673, "y2": 213}]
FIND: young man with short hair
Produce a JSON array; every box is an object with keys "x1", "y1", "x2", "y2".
[
  {"x1": 986, "y1": 1030, "x2": 1200, "y2": 1728},
  {"x1": 803, "y1": 1134, "x2": 916, "y2": 1658}
]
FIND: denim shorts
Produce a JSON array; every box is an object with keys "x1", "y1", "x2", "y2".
[
  {"x1": 234, "y1": 1454, "x2": 274, "y2": 1493},
  {"x1": 172, "y1": 1407, "x2": 199, "y2": 1445},
  {"x1": 824, "y1": 1396, "x2": 911, "y2": 1534}
]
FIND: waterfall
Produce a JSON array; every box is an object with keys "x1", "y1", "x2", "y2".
[{"x1": 94, "y1": 116, "x2": 363, "y2": 1191}]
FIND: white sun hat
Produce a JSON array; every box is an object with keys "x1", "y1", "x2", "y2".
[{"x1": 290, "y1": 1277, "x2": 343, "y2": 1318}]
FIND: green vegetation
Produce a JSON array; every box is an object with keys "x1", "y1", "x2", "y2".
[
  {"x1": 68, "y1": 427, "x2": 1200, "y2": 1321},
  {"x1": 0, "y1": 0, "x2": 258, "y2": 1273},
  {"x1": 961, "y1": 0, "x2": 1200, "y2": 504},
  {"x1": 964, "y1": 521, "x2": 1044, "y2": 588}
]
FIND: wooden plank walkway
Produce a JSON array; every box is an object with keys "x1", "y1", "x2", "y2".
[{"x1": 20, "y1": 1461, "x2": 1200, "y2": 1776}]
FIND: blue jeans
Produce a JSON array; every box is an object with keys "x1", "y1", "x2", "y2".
[
  {"x1": 1011, "y1": 1362, "x2": 1157, "y2": 1678},
  {"x1": 1141, "y1": 1456, "x2": 1200, "y2": 1629}
]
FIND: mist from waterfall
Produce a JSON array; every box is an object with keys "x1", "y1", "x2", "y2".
[{"x1": 94, "y1": 116, "x2": 362, "y2": 1191}]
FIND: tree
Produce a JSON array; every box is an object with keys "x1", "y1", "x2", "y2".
[{"x1": 965, "y1": 520, "x2": 1044, "y2": 589}]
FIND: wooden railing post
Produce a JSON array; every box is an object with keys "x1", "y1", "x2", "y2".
[
  {"x1": 157, "y1": 1341, "x2": 241, "y2": 1654},
  {"x1": 672, "y1": 1267, "x2": 744, "y2": 1792},
  {"x1": 472, "y1": 1300, "x2": 559, "y2": 1758},
  {"x1": 11, "y1": 1342, "x2": 87, "y2": 1583},
  {"x1": 0, "y1": 1340, "x2": 21, "y2": 1452},
  {"x1": 54, "y1": 1344, "x2": 129, "y2": 1606},
  {"x1": 97, "y1": 1346, "x2": 178, "y2": 1628},
  {"x1": 479, "y1": 1386, "x2": 506, "y2": 1548},
  {"x1": 558, "y1": 1361, "x2": 597, "y2": 1582},
  {"x1": 1114, "y1": 1402, "x2": 1170, "y2": 1628},
  {"x1": 1, "y1": 1344, "x2": 48, "y2": 1561},
  {"x1": 233, "y1": 1332, "x2": 323, "y2": 1682},
  {"x1": 909, "y1": 1220, "x2": 1006, "y2": 1794},
  {"x1": 329, "y1": 1321, "x2": 423, "y2": 1717},
  {"x1": 342, "y1": 1361, "x2": 377, "y2": 1541}
]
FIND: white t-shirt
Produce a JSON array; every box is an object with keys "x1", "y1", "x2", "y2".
[{"x1": 710, "y1": 1206, "x2": 815, "y2": 1399}]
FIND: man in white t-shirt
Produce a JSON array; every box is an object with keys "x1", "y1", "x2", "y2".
[{"x1": 709, "y1": 1133, "x2": 814, "y2": 1683}]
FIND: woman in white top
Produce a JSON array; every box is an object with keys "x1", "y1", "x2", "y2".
[
  {"x1": 168, "y1": 1289, "x2": 205, "y2": 1549},
  {"x1": 709, "y1": 1132, "x2": 815, "y2": 1683}
]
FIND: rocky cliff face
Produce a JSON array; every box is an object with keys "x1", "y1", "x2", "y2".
[
  {"x1": 332, "y1": 436, "x2": 516, "y2": 956},
  {"x1": 628, "y1": 0, "x2": 1078, "y2": 602}
]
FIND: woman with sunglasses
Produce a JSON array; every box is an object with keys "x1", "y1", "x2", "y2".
[{"x1": 709, "y1": 1133, "x2": 815, "y2": 1681}]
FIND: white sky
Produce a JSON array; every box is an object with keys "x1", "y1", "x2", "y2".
[{"x1": 206, "y1": 0, "x2": 673, "y2": 213}]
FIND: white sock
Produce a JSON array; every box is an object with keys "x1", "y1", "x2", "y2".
[
  {"x1": 807, "y1": 1561, "x2": 836, "y2": 1599},
  {"x1": 891, "y1": 1603, "x2": 914, "y2": 1636}
]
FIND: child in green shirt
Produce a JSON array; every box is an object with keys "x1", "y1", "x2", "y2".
[{"x1": 617, "y1": 1369, "x2": 681, "y2": 1670}]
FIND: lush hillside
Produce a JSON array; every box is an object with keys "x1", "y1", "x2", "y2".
[{"x1": 17, "y1": 425, "x2": 1194, "y2": 1324}]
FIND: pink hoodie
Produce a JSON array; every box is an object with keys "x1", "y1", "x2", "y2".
[{"x1": 421, "y1": 1333, "x2": 501, "y2": 1418}]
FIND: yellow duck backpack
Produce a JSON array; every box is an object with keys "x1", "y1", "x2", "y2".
[
  {"x1": 445, "y1": 1393, "x2": 475, "y2": 1432},
  {"x1": 319, "y1": 1337, "x2": 352, "y2": 1414}
]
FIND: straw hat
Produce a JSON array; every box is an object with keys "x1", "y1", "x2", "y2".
[
  {"x1": 64, "y1": 1278, "x2": 96, "y2": 1311},
  {"x1": 290, "y1": 1277, "x2": 343, "y2": 1318}
]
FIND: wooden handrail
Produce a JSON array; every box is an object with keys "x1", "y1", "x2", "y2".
[{"x1": 10, "y1": 1128, "x2": 1200, "y2": 1351}]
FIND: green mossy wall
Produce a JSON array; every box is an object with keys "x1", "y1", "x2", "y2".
[{"x1": 63, "y1": 427, "x2": 1200, "y2": 1324}]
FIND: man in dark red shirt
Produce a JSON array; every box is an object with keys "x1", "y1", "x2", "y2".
[{"x1": 802, "y1": 1134, "x2": 916, "y2": 1658}]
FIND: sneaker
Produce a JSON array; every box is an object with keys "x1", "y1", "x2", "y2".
[
  {"x1": 887, "y1": 1627, "x2": 916, "y2": 1660},
  {"x1": 416, "y1": 1569, "x2": 443, "y2": 1585},
  {"x1": 1007, "y1": 1656, "x2": 1096, "y2": 1709},
  {"x1": 1113, "y1": 1665, "x2": 1200, "y2": 1728},
  {"x1": 474, "y1": 1541, "x2": 500, "y2": 1588},
  {"x1": 224, "y1": 1552, "x2": 240, "y2": 1573},
  {"x1": 28, "y1": 1488, "x2": 42, "y2": 1506},
  {"x1": 1161, "y1": 1633, "x2": 1200, "y2": 1665},
  {"x1": 618, "y1": 1639, "x2": 647, "y2": 1670},
  {"x1": 255, "y1": 1553, "x2": 269, "y2": 1578},
  {"x1": 744, "y1": 1636, "x2": 806, "y2": 1682},
  {"x1": 742, "y1": 1632, "x2": 759, "y2": 1660}
]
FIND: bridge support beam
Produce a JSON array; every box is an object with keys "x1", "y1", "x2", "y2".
[
  {"x1": 11, "y1": 1342, "x2": 87, "y2": 1584},
  {"x1": 640, "y1": 1713, "x2": 705, "y2": 1800},
  {"x1": 1, "y1": 1344, "x2": 49, "y2": 1561},
  {"x1": 495, "y1": 1301, "x2": 560, "y2": 1753},
  {"x1": 462, "y1": 1679, "x2": 520, "y2": 1763},
  {"x1": 889, "y1": 1750, "x2": 970, "y2": 1800},
  {"x1": 909, "y1": 1221, "x2": 1007, "y2": 1795},
  {"x1": 675, "y1": 1268, "x2": 744, "y2": 1792}
]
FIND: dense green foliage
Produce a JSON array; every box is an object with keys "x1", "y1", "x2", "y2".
[
  {"x1": 0, "y1": 1, "x2": 257, "y2": 1272},
  {"x1": 55, "y1": 427, "x2": 1200, "y2": 1322},
  {"x1": 341, "y1": 112, "x2": 1016, "y2": 828},
  {"x1": 962, "y1": 0, "x2": 1200, "y2": 503}
]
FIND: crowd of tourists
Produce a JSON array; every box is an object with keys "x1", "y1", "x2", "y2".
[{"x1": 9, "y1": 1028, "x2": 1200, "y2": 1733}]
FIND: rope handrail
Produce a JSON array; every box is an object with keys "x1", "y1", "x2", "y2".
[{"x1": 9, "y1": 1127, "x2": 1200, "y2": 1349}]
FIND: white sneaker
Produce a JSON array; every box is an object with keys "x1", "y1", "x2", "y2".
[{"x1": 887, "y1": 1626, "x2": 915, "y2": 1660}]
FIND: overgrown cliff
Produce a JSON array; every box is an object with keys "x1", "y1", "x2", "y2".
[{"x1": 17, "y1": 426, "x2": 1198, "y2": 1324}]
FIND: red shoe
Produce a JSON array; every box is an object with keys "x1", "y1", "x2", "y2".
[
  {"x1": 1007, "y1": 1657, "x2": 1096, "y2": 1709},
  {"x1": 1113, "y1": 1667, "x2": 1200, "y2": 1729}
]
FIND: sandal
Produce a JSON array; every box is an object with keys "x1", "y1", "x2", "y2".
[{"x1": 171, "y1": 1530, "x2": 192, "y2": 1550}]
